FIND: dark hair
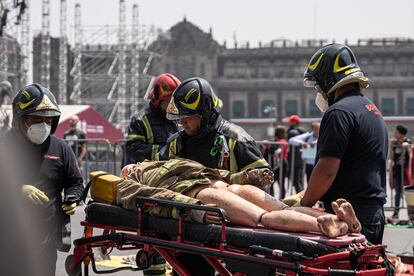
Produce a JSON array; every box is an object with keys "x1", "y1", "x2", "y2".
[
  {"x1": 396, "y1": 125, "x2": 408, "y2": 136},
  {"x1": 274, "y1": 125, "x2": 287, "y2": 140}
]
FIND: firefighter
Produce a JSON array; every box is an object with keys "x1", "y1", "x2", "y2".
[
  {"x1": 125, "y1": 73, "x2": 180, "y2": 276},
  {"x1": 4, "y1": 83, "x2": 84, "y2": 275},
  {"x1": 299, "y1": 43, "x2": 388, "y2": 244},
  {"x1": 125, "y1": 73, "x2": 180, "y2": 164},
  {"x1": 160, "y1": 77, "x2": 270, "y2": 276},
  {"x1": 161, "y1": 77, "x2": 269, "y2": 173}
]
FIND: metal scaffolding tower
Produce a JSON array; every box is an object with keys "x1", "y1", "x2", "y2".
[
  {"x1": 20, "y1": 0, "x2": 30, "y2": 86},
  {"x1": 71, "y1": 2, "x2": 82, "y2": 104},
  {"x1": 0, "y1": 0, "x2": 30, "y2": 88},
  {"x1": 117, "y1": 0, "x2": 127, "y2": 129},
  {"x1": 131, "y1": 3, "x2": 140, "y2": 115},
  {"x1": 68, "y1": 1, "x2": 164, "y2": 127},
  {"x1": 59, "y1": 0, "x2": 67, "y2": 104},
  {"x1": 40, "y1": 0, "x2": 50, "y2": 87}
]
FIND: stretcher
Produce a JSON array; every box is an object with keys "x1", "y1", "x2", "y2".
[{"x1": 66, "y1": 197, "x2": 395, "y2": 276}]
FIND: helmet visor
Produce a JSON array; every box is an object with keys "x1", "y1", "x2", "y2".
[
  {"x1": 29, "y1": 109, "x2": 61, "y2": 117},
  {"x1": 303, "y1": 78, "x2": 317, "y2": 88}
]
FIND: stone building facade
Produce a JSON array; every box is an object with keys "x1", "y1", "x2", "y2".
[
  {"x1": 32, "y1": 19, "x2": 414, "y2": 138},
  {"x1": 149, "y1": 19, "x2": 414, "y2": 139}
]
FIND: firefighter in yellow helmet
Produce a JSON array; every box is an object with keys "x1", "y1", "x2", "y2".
[
  {"x1": 161, "y1": 77, "x2": 269, "y2": 173},
  {"x1": 299, "y1": 43, "x2": 388, "y2": 244},
  {"x1": 4, "y1": 83, "x2": 84, "y2": 275}
]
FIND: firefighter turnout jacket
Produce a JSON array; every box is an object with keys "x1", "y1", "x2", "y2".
[
  {"x1": 126, "y1": 103, "x2": 178, "y2": 163},
  {"x1": 159, "y1": 116, "x2": 269, "y2": 173}
]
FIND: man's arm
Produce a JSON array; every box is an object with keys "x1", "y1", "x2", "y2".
[
  {"x1": 288, "y1": 132, "x2": 311, "y2": 147},
  {"x1": 125, "y1": 116, "x2": 158, "y2": 162},
  {"x1": 78, "y1": 131, "x2": 87, "y2": 162},
  {"x1": 301, "y1": 156, "x2": 341, "y2": 207}
]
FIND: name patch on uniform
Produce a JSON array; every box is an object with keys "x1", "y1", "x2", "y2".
[{"x1": 44, "y1": 154, "x2": 61, "y2": 160}]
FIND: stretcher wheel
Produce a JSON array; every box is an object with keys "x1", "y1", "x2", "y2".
[
  {"x1": 135, "y1": 250, "x2": 151, "y2": 270},
  {"x1": 65, "y1": 254, "x2": 82, "y2": 276}
]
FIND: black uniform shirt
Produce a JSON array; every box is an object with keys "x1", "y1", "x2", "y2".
[{"x1": 316, "y1": 90, "x2": 388, "y2": 207}]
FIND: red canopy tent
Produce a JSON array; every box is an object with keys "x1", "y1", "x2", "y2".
[{"x1": 55, "y1": 105, "x2": 124, "y2": 144}]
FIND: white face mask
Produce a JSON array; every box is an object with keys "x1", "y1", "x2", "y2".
[
  {"x1": 315, "y1": 92, "x2": 329, "y2": 112},
  {"x1": 26, "y1": 122, "x2": 51, "y2": 144}
]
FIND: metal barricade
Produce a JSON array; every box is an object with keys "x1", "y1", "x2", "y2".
[
  {"x1": 112, "y1": 139, "x2": 128, "y2": 177},
  {"x1": 63, "y1": 138, "x2": 113, "y2": 181},
  {"x1": 257, "y1": 141, "x2": 304, "y2": 199}
]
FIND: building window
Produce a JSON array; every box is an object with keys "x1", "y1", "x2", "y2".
[
  {"x1": 381, "y1": 98, "x2": 395, "y2": 116},
  {"x1": 285, "y1": 100, "x2": 298, "y2": 116},
  {"x1": 232, "y1": 100, "x2": 245, "y2": 118},
  {"x1": 261, "y1": 100, "x2": 275, "y2": 118},
  {"x1": 406, "y1": 98, "x2": 414, "y2": 115},
  {"x1": 308, "y1": 99, "x2": 321, "y2": 117}
]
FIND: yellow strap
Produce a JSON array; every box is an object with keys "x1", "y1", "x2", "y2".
[
  {"x1": 168, "y1": 139, "x2": 177, "y2": 158},
  {"x1": 228, "y1": 138, "x2": 238, "y2": 173},
  {"x1": 127, "y1": 134, "x2": 146, "y2": 142},
  {"x1": 151, "y1": 145, "x2": 159, "y2": 161},
  {"x1": 147, "y1": 159, "x2": 181, "y2": 186},
  {"x1": 142, "y1": 116, "x2": 154, "y2": 144},
  {"x1": 240, "y1": 158, "x2": 269, "y2": 172},
  {"x1": 144, "y1": 263, "x2": 166, "y2": 271}
]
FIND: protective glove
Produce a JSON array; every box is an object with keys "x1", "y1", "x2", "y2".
[
  {"x1": 21, "y1": 185, "x2": 50, "y2": 205},
  {"x1": 62, "y1": 202, "x2": 77, "y2": 215},
  {"x1": 282, "y1": 191, "x2": 304, "y2": 207},
  {"x1": 230, "y1": 168, "x2": 274, "y2": 189}
]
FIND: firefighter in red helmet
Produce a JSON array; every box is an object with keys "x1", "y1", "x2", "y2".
[{"x1": 125, "y1": 73, "x2": 181, "y2": 164}]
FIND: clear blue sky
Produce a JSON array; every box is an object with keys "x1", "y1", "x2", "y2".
[{"x1": 30, "y1": 0, "x2": 414, "y2": 46}]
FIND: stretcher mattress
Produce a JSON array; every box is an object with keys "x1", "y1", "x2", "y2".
[{"x1": 85, "y1": 202, "x2": 366, "y2": 257}]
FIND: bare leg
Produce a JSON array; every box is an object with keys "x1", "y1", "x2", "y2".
[
  {"x1": 195, "y1": 187, "x2": 266, "y2": 227},
  {"x1": 226, "y1": 184, "x2": 330, "y2": 218},
  {"x1": 261, "y1": 211, "x2": 348, "y2": 238},
  {"x1": 331, "y1": 199, "x2": 361, "y2": 233},
  {"x1": 195, "y1": 187, "x2": 348, "y2": 237},
  {"x1": 226, "y1": 184, "x2": 288, "y2": 211}
]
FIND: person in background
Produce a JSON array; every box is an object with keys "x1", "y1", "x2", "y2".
[
  {"x1": 289, "y1": 122, "x2": 320, "y2": 183},
  {"x1": 263, "y1": 125, "x2": 289, "y2": 198},
  {"x1": 64, "y1": 115, "x2": 87, "y2": 165},
  {"x1": 285, "y1": 115, "x2": 306, "y2": 194},
  {"x1": 388, "y1": 125, "x2": 411, "y2": 220}
]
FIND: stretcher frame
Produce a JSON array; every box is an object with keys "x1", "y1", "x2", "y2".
[{"x1": 66, "y1": 197, "x2": 395, "y2": 276}]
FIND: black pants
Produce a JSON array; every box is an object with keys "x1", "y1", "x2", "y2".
[
  {"x1": 172, "y1": 253, "x2": 214, "y2": 276},
  {"x1": 392, "y1": 166, "x2": 406, "y2": 216},
  {"x1": 291, "y1": 165, "x2": 304, "y2": 193},
  {"x1": 273, "y1": 160, "x2": 288, "y2": 199},
  {"x1": 305, "y1": 164, "x2": 314, "y2": 183}
]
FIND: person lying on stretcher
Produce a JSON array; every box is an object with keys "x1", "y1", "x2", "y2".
[{"x1": 117, "y1": 158, "x2": 361, "y2": 238}]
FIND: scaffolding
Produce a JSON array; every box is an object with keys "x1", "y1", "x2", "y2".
[
  {"x1": 0, "y1": 0, "x2": 30, "y2": 89},
  {"x1": 70, "y1": 1, "x2": 164, "y2": 130},
  {"x1": 40, "y1": 0, "x2": 50, "y2": 87},
  {"x1": 59, "y1": 0, "x2": 67, "y2": 104}
]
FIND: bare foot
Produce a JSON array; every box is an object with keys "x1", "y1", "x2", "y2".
[
  {"x1": 317, "y1": 215, "x2": 348, "y2": 238},
  {"x1": 331, "y1": 199, "x2": 361, "y2": 233}
]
